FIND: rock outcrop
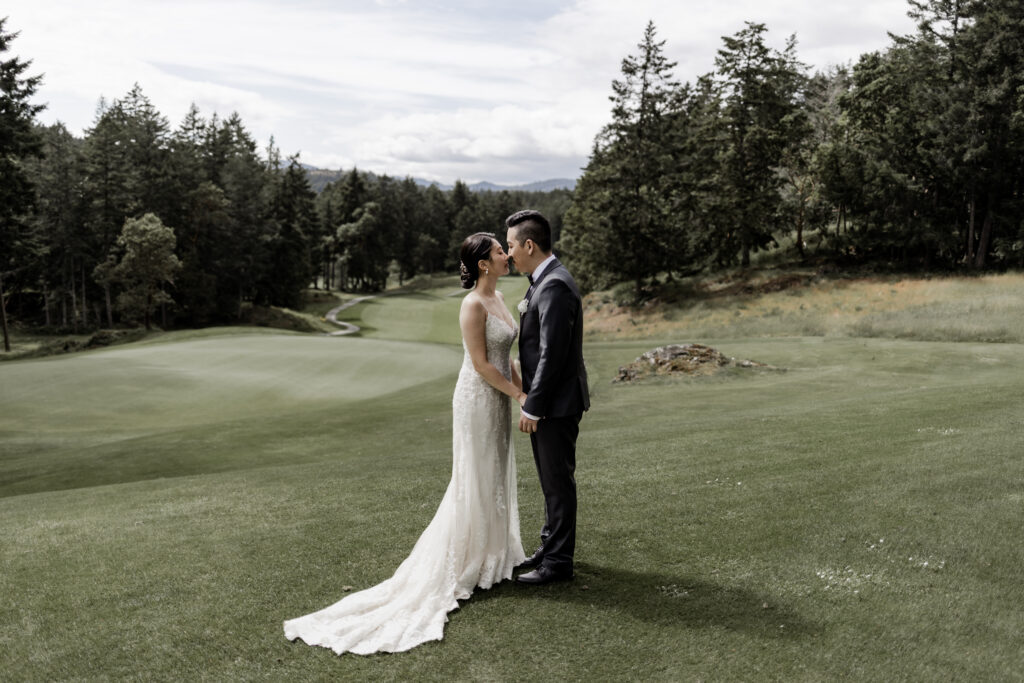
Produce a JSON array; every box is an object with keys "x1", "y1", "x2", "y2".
[{"x1": 613, "y1": 343, "x2": 775, "y2": 382}]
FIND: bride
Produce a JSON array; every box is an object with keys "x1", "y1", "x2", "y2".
[{"x1": 284, "y1": 232, "x2": 527, "y2": 655}]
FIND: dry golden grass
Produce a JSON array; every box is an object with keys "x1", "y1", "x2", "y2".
[{"x1": 584, "y1": 271, "x2": 1024, "y2": 343}]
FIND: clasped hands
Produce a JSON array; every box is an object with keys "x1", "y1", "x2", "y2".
[{"x1": 516, "y1": 392, "x2": 538, "y2": 434}]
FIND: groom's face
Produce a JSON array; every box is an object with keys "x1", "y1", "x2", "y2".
[{"x1": 506, "y1": 227, "x2": 530, "y2": 273}]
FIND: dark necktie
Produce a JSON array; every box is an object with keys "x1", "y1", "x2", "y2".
[{"x1": 525, "y1": 274, "x2": 535, "y2": 302}]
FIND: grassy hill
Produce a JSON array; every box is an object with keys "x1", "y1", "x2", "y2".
[{"x1": 2, "y1": 272, "x2": 1022, "y2": 680}]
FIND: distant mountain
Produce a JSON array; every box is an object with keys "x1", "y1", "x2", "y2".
[
  {"x1": 428, "y1": 178, "x2": 577, "y2": 193},
  {"x1": 513, "y1": 178, "x2": 577, "y2": 192},
  {"x1": 304, "y1": 167, "x2": 348, "y2": 193},
  {"x1": 412, "y1": 178, "x2": 453, "y2": 191},
  {"x1": 302, "y1": 166, "x2": 576, "y2": 194}
]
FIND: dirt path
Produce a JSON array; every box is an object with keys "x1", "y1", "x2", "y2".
[{"x1": 324, "y1": 295, "x2": 377, "y2": 336}]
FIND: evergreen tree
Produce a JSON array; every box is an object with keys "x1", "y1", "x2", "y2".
[
  {"x1": 82, "y1": 97, "x2": 137, "y2": 325},
  {"x1": 956, "y1": 0, "x2": 1024, "y2": 267},
  {"x1": 418, "y1": 184, "x2": 451, "y2": 274},
  {"x1": 715, "y1": 22, "x2": 808, "y2": 267},
  {"x1": 0, "y1": 18, "x2": 44, "y2": 350},
  {"x1": 336, "y1": 201, "x2": 387, "y2": 291},
  {"x1": 562, "y1": 21, "x2": 680, "y2": 298},
  {"x1": 218, "y1": 113, "x2": 274, "y2": 316},
  {"x1": 27, "y1": 123, "x2": 87, "y2": 327},
  {"x1": 255, "y1": 156, "x2": 314, "y2": 308},
  {"x1": 176, "y1": 181, "x2": 232, "y2": 324}
]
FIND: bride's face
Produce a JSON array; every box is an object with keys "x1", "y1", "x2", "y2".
[{"x1": 484, "y1": 239, "x2": 510, "y2": 277}]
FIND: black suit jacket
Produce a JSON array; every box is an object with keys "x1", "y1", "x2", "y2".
[{"x1": 518, "y1": 258, "x2": 590, "y2": 419}]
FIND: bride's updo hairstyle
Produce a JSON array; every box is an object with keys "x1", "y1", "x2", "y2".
[{"x1": 459, "y1": 232, "x2": 496, "y2": 289}]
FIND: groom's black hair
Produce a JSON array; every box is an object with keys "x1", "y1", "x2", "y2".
[{"x1": 505, "y1": 210, "x2": 551, "y2": 253}]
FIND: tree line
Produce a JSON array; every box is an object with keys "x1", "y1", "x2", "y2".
[
  {"x1": 0, "y1": 18, "x2": 570, "y2": 342},
  {"x1": 5, "y1": 1, "x2": 1024, "y2": 342},
  {"x1": 562, "y1": 0, "x2": 1024, "y2": 298}
]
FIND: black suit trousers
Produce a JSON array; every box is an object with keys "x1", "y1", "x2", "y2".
[{"x1": 530, "y1": 412, "x2": 582, "y2": 572}]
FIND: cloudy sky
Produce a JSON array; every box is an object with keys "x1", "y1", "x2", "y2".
[{"x1": 6, "y1": 1, "x2": 916, "y2": 185}]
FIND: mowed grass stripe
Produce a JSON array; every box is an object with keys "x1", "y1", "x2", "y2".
[
  {"x1": 2, "y1": 279, "x2": 1024, "y2": 679},
  {"x1": 1, "y1": 333, "x2": 461, "y2": 497}
]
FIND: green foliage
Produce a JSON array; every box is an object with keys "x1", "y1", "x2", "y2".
[
  {"x1": 100, "y1": 213, "x2": 181, "y2": 330},
  {"x1": 5, "y1": 18, "x2": 572, "y2": 334},
  {"x1": 568, "y1": 2, "x2": 1024, "y2": 295},
  {"x1": 256, "y1": 156, "x2": 315, "y2": 309},
  {"x1": 715, "y1": 23, "x2": 808, "y2": 267},
  {"x1": 564, "y1": 21, "x2": 807, "y2": 298},
  {"x1": 0, "y1": 17, "x2": 45, "y2": 350},
  {"x1": 0, "y1": 17, "x2": 44, "y2": 246},
  {"x1": 815, "y1": 0, "x2": 1024, "y2": 269},
  {"x1": 562, "y1": 21, "x2": 681, "y2": 298}
]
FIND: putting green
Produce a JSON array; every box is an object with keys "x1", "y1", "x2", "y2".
[{"x1": 1, "y1": 333, "x2": 460, "y2": 429}]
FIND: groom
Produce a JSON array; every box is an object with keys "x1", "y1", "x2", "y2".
[{"x1": 505, "y1": 210, "x2": 590, "y2": 586}]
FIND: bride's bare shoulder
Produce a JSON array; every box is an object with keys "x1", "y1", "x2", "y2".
[{"x1": 459, "y1": 292, "x2": 486, "y2": 318}]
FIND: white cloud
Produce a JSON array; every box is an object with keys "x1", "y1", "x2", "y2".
[{"x1": 6, "y1": 0, "x2": 916, "y2": 185}]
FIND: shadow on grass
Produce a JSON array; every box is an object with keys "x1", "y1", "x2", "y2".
[{"x1": 467, "y1": 562, "x2": 818, "y2": 639}]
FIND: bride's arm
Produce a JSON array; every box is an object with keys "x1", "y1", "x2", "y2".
[
  {"x1": 460, "y1": 297, "x2": 526, "y2": 404},
  {"x1": 496, "y1": 291, "x2": 524, "y2": 395}
]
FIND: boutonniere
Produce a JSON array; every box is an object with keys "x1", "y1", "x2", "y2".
[{"x1": 517, "y1": 298, "x2": 529, "y2": 314}]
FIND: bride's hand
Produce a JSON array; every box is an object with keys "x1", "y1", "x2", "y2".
[{"x1": 517, "y1": 392, "x2": 528, "y2": 407}]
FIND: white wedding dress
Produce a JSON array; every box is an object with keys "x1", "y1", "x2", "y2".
[{"x1": 284, "y1": 314, "x2": 526, "y2": 655}]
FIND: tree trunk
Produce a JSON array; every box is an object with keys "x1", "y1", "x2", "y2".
[
  {"x1": 69, "y1": 260, "x2": 79, "y2": 333},
  {"x1": 61, "y1": 268, "x2": 68, "y2": 327},
  {"x1": 0, "y1": 272, "x2": 11, "y2": 353},
  {"x1": 796, "y1": 200, "x2": 806, "y2": 260},
  {"x1": 104, "y1": 285, "x2": 114, "y2": 327},
  {"x1": 44, "y1": 284, "x2": 52, "y2": 327},
  {"x1": 974, "y1": 195, "x2": 994, "y2": 269},
  {"x1": 81, "y1": 265, "x2": 89, "y2": 328},
  {"x1": 145, "y1": 291, "x2": 152, "y2": 331},
  {"x1": 966, "y1": 190, "x2": 976, "y2": 263}
]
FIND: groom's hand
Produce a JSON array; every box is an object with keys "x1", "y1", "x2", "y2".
[{"x1": 519, "y1": 414, "x2": 539, "y2": 434}]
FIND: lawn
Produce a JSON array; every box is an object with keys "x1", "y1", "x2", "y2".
[{"x1": 1, "y1": 273, "x2": 1022, "y2": 680}]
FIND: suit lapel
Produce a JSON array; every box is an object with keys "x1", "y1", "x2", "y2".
[
  {"x1": 533, "y1": 258, "x2": 561, "y2": 286},
  {"x1": 522, "y1": 258, "x2": 561, "y2": 324}
]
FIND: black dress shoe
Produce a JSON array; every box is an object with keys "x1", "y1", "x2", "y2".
[
  {"x1": 515, "y1": 545, "x2": 545, "y2": 572},
  {"x1": 515, "y1": 566, "x2": 574, "y2": 585}
]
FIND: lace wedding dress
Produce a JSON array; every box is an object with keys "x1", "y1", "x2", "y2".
[{"x1": 284, "y1": 314, "x2": 526, "y2": 655}]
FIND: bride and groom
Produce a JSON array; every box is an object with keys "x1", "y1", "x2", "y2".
[{"x1": 283, "y1": 209, "x2": 590, "y2": 655}]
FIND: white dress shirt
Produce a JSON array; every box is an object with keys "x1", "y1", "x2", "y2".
[{"x1": 529, "y1": 253, "x2": 557, "y2": 283}]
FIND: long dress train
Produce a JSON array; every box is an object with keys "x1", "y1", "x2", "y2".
[{"x1": 283, "y1": 315, "x2": 526, "y2": 655}]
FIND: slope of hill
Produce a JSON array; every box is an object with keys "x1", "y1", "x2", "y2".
[
  {"x1": 302, "y1": 166, "x2": 575, "y2": 194},
  {"x1": 3, "y1": 272, "x2": 1024, "y2": 680}
]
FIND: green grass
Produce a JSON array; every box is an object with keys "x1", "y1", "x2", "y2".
[
  {"x1": 2, "y1": 275, "x2": 1023, "y2": 680},
  {"x1": 587, "y1": 271, "x2": 1024, "y2": 344}
]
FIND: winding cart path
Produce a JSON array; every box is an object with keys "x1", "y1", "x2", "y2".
[{"x1": 324, "y1": 295, "x2": 377, "y2": 336}]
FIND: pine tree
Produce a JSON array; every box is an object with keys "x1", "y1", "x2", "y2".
[
  {"x1": 715, "y1": 22, "x2": 808, "y2": 267},
  {"x1": 561, "y1": 21, "x2": 680, "y2": 298},
  {"x1": 255, "y1": 156, "x2": 314, "y2": 308},
  {"x1": 27, "y1": 123, "x2": 87, "y2": 327},
  {"x1": 0, "y1": 18, "x2": 45, "y2": 351}
]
